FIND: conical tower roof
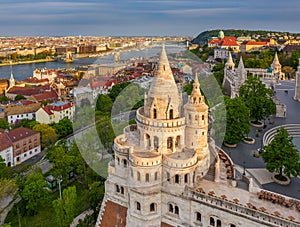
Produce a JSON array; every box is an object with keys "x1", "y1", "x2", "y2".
[
  {"x1": 191, "y1": 73, "x2": 202, "y2": 97},
  {"x1": 237, "y1": 56, "x2": 245, "y2": 69},
  {"x1": 272, "y1": 52, "x2": 281, "y2": 67},
  {"x1": 226, "y1": 52, "x2": 235, "y2": 67},
  {"x1": 148, "y1": 44, "x2": 179, "y2": 100}
]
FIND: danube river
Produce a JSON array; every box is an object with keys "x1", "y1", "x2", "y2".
[{"x1": 0, "y1": 43, "x2": 186, "y2": 81}]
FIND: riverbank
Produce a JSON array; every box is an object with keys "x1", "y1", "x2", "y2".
[{"x1": 0, "y1": 58, "x2": 55, "y2": 67}]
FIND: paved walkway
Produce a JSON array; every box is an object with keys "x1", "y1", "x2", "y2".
[
  {"x1": 222, "y1": 80, "x2": 300, "y2": 200},
  {"x1": 70, "y1": 209, "x2": 93, "y2": 227}
]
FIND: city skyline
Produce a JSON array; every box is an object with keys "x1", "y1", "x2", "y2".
[{"x1": 1, "y1": 0, "x2": 300, "y2": 37}]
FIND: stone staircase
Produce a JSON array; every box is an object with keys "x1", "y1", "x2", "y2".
[{"x1": 204, "y1": 160, "x2": 216, "y2": 181}]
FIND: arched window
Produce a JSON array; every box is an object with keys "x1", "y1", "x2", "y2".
[
  {"x1": 167, "y1": 137, "x2": 173, "y2": 149},
  {"x1": 154, "y1": 136, "x2": 159, "y2": 149},
  {"x1": 184, "y1": 173, "x2": 189, "y2": 183},
  {"x1": 169, "y1": 109, "x2": 173, "y2": 119},
  {"x1": 145, "y1": 173, "x2": 150, "y2": 182},
  {"x1": 123, "y1": 159, "x2": 127, "y2": 167},
  {"x1": 175, "y1": 174, "x2": 180, "y2": 184},
  {"x1": 168, "y1": 204, "x2": 173, "y2": 213},
  {"x1": 145, "y1": 134, "x2": 151, "y2": 148},
  {"x1": 174, "y1": 206, "x2": 179, "y2": 215},
  {"x1": 120, "y1": 186, "x2": 124, "y2": 195},
  {"x1": 202, "y1": 115, "x2": 204, "y2": 120},
  {"x1": 154, "y1": 172, "x2": 158, "y2": 181},
  {"x1": 167, "y1": 172, "x2": 170, "y2": 182},
  {"x1": 136, "y1": 202, "x2": 141, "y2": 211},
  {"x1": 137, "y1": 172, "x2": 141, "y2": 181},
  {"x1": 230, "y1": 224, "x2": 236, "y2": 227},
  {"x1": 115, "y1": 184, "x2": 120, "y2": 193},
  {"x1": 210, "y1": 217, "x2": 215, "y2": 226},
  {"x1": 153, "y1": 108, "x2": 157, "y2": 119},
  {"x1": 196, "y1": 212, "x2": 201, "y2": 222},
  {"x1": 150, "y1": 203, "x2": 156, "y2": 212},
  {"x1": 175, "y1": 136, "x2": 180, "y2": 148},
  {"x1": 217, "y1": 219, "x2": 221, "y2": 227}
]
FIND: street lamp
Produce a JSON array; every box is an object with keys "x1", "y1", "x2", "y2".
[
  {"x1": 243, "y1": 161, "x2": 246, "y2": 176},
  {"x1": 57, "y1": 176, "x2": 63, "y2": 200}
]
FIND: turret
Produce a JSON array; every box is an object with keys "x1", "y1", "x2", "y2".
[
  {"x1": 225, "y1": 52, "x2": 235, "y2": 70},
  {"x1": 184, "y1": 74, "x2": 209, "y2": 158},
  {"x1": 144, "y1": 44, "x2": 182, "y2": 120}
]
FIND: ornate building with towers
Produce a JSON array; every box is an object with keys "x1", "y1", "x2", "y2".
[{"x1": 96, "y1": 46, "x2": 300, "y2": 227}]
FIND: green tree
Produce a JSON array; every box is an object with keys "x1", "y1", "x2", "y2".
[
  {"x1": 224, "y1": 97, "x2": 250, "y2": 145},
  {"x1": 0, "y1": 118, "x2": 9, "y2": 129},
  {"x1": 14, "y1": 119, "x2": 39, "y2": 129},
  {"x1": 89, "y1": 181, "x2": 104, "y2": 221},
  {"x1": 262, "y1": 127, "x2": 300, "y2": 180},
  {"x1": 33, "y1": 123, "x2": 58, "y2": 147},
  {"x1": 96, "y1": 94, "x2": 113, "y2": 114},
  {"x1": 0, "y1": 96, "x2": 9, "y2": 102},
  {"x1": 47, "y1": 145, "x2": 74, "y2": 184},
  {"x1": 20, "y1": 168, "x2": 49, "y2": 215},
  {"x1": 53, "y1": 186, "x2": 77, "y2": 227},
  {"x1": 14, "y1": 94, "x2": 26, "y2": 101},
  {"x1": 239, "y1": 76, "x2": 276, "y2": 122},
  {"x1": 53, "y1": 117, "x2": 73, "y2": 138},
  {"x1": 0, "y1": 179, "x2": 17, "y2": 201}
]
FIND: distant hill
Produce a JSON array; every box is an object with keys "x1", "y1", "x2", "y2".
[{"x1": 191, "y1": 29, "x2": 299, "y2": 44}]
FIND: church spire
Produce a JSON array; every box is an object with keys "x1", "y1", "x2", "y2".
[
  {"x1": 237, "y1": 56, "x2": 245, "y2": 69},
  {"x1": 226, "y1": 52, "x2": 235, "y2": 69},
  {"x1": 9, "y1": 65, "x2": 15, "y2": 88},
  {"x1": 191, "y1": 73, "x2": 203, "y2": 98},
  {"x1": 144, "y1": 45, "x2": 181, "y2": 119}
]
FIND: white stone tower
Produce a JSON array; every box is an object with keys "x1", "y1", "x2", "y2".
[
  {"x1": 231, "y1": 56, "x2": 247, "y2": 98},
  {"x1": 99, "y1": 45, "x2": 212, "y2": 227},
  {"x1": 294, "y1": 58, "x2": 300, "y2": 101}
]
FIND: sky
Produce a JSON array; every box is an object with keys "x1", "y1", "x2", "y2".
[{"x1": 0, "y1": 0, "x2": 300, "y2": 37}]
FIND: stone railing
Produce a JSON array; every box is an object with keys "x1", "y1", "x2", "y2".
[
  {"x1": 136, "y1": 108, "x2": 185, "y2": 128},
  {"x1": 263, "y1": 124, "x2": 300, "y2": 146},
  {"x1": 163, "y1": 149, "x2": 197, "y2": 169},
  {"x1": 188, "y1": 189, "x2": 299, "y2": 226}
]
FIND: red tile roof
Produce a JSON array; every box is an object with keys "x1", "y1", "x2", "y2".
[
  {"x1": 22, "y1": 77, "x2": 49, "y2": 84},
  {"x1": 42, "y1": 102, "x2": 73, "y2": 115},
  {"x1": 209, "y1": 39, "x2": 221, "y2": 45},
  {"x1": 32, "y1": 90, "x2": 58, "y2": 102},
  {"x1": 7, "y1": 85, "x2": 50, "y2": 96},
  {"x1": 0, "y1": 133, "x2": 12, "y2": 151},
  {"x1": 220, "y1": 36, "x2": 239, "y2": 47},
  {"x1": 99, "y1": 200, "x2": 127, "y2": 227},
  {"x1": 7, "y1": 127, "x2": 39, "y2": 143},
  {"x1": 246, "y1": 41, "x2": 268, "y2": 46}
]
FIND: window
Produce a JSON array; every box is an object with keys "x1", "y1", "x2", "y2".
[
  {"x1": 123, "y1": 159, "x2": 127, "y2": 167},
  {"x1": 184, "y1": 173, "x2": 189, "y2": 183},
  {"x1": 167, "y1": 172, "x2": 170, "y2": 182},
  {"x1": 117, "y1": 157, "x2": 120, "y2": 165},
  {"x1": 145, "y1": 173, "x2": 150, "y2": 182},
  {"x1": 136, "y1": 202, "x2": 141, "y2": 211},
  {"x1": 202, "y1": 115, "x2": 204, "y2": 120},
  {"x1": 175, "y1": 174, "x2": 180, "y2": 184},
  {"x1": 137, "y1": 172, "x2": 141, "y2": 181},
  {"x1": 116, "y1": 185, "x2": 120, "y2": 193},
  {"x1": 174, "y1": 206, "x2": 179, "y2": 215},
  {"x1": 196, "y1": 212, "x2": 201, "y2": 222},
  {"x1": 169, "y1": 204, "x2": 173, "y2": 213},
  {"x1": 16, "y1": 157, "x2": 20, "y2": 162},
  {"x1": 150, "y1": 203, "x2": 156, "y2": 212},
  {"x1": 153, "y1": 108, "x2": 157, "y2": 119},
  {"x1": 230, "y1": 224, "x2": 236, "y2": 227},
  {"x1": 23, "y1": 140, "x2": 26, "y2": 146},
  {"x1": 210, "y1": 217, "x2": 215, "y2": 226},
  {"x1": 154, "y1": 136, "x2": 159, "y2": 149},
  {"x1": 120, "y1": 186, "x2": 124, "y2": 195},
  {"x1": 216, "y1": 219, "x2": 221, "y2": 227},
  {"x1": 169, "y1": 109, "x2": 173, "y2": 119},
  {"x1": 167, "y1": 137, "x2": 172, "y2": 149},
  {"x1": 154, "y1": 172, "x2": 158, "y2": 181}
]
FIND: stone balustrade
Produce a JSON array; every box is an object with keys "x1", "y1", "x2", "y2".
[{"x1": 136, "y1": 107, "x2": 185, "y2": 128}]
